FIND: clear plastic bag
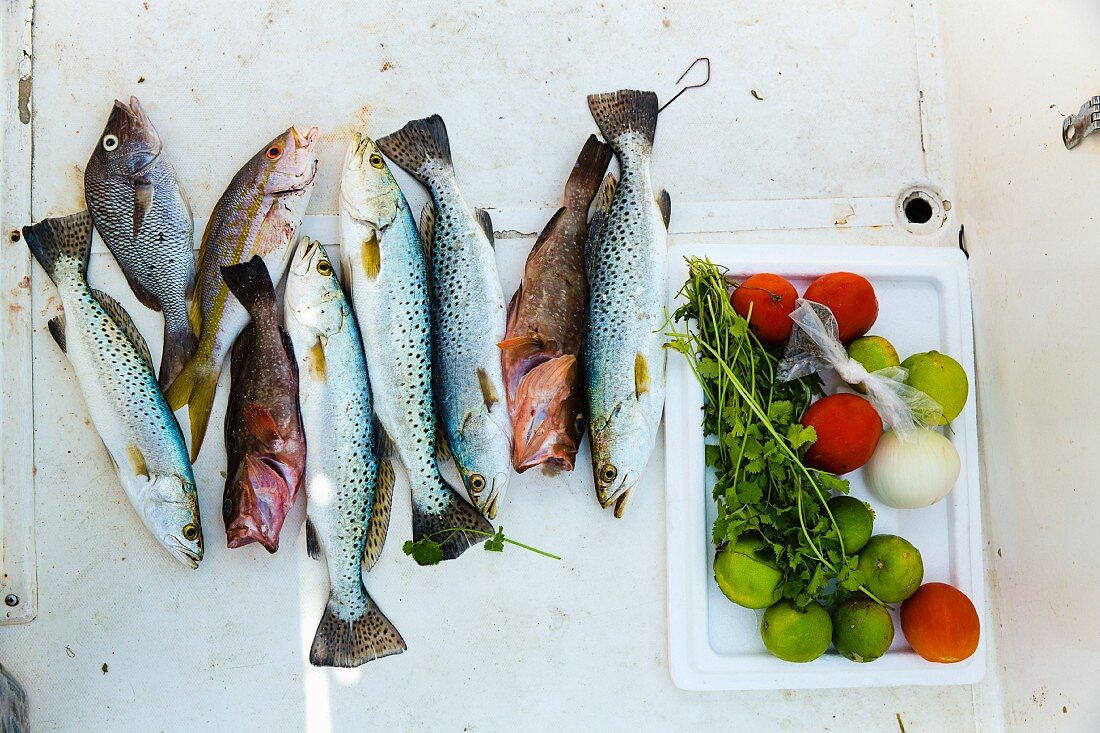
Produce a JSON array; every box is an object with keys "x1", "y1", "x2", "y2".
[{"x1": 776, "y1": 299, "x2": 942, "y2": 439}]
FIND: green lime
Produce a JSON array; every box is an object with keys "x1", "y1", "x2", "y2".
[
  {"x1": 901, "y1": 350, "x2": 969, "y2": 423},
  {"x1": 848, "y1": 336, "x2": 901, "y2": 373},
  {"x1": 714, "y1": 536, "x2": 783, "y2": 609},
  {"x1": 856, "y1": 535, "x2": 924, "y2": 603},
  {"x1": 760, "y1": 599, "x2": 832, "y2": 663},
  {"x1": 832, "y1": 598, "x2": 895, "y2": 662},
  {"x1": 827, "y1": 495, "x2": 874, "y2": 554}
]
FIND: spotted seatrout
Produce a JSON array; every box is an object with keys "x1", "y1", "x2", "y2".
[
  {"x1": 24, "y1": 212, "x2": 202, "y2": 567},
  {"x1": 378, "y1": 115, "x2": 513, "y2": 521},
  {"x1": 340, "y1": 132, "x2": 492, "y2": 558},
  {"x1": 166, "y1": 126, "x2": 317, "y2": 460},
  {"x1": 584, "y1": 90, "x2": 670, "y2": 518}
]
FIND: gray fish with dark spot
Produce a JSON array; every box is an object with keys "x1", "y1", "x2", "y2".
[
  {"x1": 221, "y1": 256, "x2": 305, "y2": 553},
  {"x1": 85, "y1": 96, "x2": 197, "y2": 389},
  {"x1": 584, "y1": 90, "x2": 670, "y2": 518},
  {"x1": 285, "y1": 237, "x2": 404, "y2": 667}
]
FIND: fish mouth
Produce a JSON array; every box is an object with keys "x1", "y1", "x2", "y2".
[
  {"x1": 111, "y1": 96, "x2": 163, "y2": 170},
  {"x1": 474, "y1": 473, "x2": 508, "y2": 520},
  {"x1": 595, "y1": 470, "x2": 638, "y2": 519},
  {"x1": 167, "y1": 536, "x2": 202, "y2": 569},
  {"x1": 226, "y1": 518, "x2": 280, "y2": 553},
  {"x1": 513, "y1": 430, "x2": 577, "y2": 473},
  {"x1": 291, "y1": 125, "x2": 318, "y2": 150}
]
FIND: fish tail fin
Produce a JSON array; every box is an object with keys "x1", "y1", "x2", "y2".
[
  {"x1": 22, "y1": 210, "x2": 93, "y2": 284},
  {"x1": 309, "y1": 594, "x2": 406, "y2": 668},
  {"x1": 164, "y1": 352, "x2": 220, "y2": 461},
  {"x1": 564, "y1": 134, "x2": 614, "y2": 211},
  {"x1": 158, "y1": 319, "x2": 199, "y2": 390},
  {"x1": 413, "y1": 480, "x2": 494, "y2": 561},
  {"x1": 376, "y1": 114, "x2": 453, "y2": 186},
  {"x1": 220, "y1": 256, "x2": 277, "y2": 324},
  {"x1": 587, "y1": 90, "x2": 659, "y2": 156}
]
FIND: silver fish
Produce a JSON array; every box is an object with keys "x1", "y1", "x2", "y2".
[
  {"x1": 377, "y1": 115, "x2": 513, "y2": 520},
  {"x1": 340, "y1": 133, "x2": 493, "y2": 557},
  {"x1": 285, "y1": 237, "x2": 405, "y2": 667},
  {"x1": 584, "y1": 90, "x2": 670, "y2": 518},
  {"x1": 24, "y1": 212, "x2": 202, "y2": 567},
  {"x1": 84, "y1": 96, "x2": 197, "y2": 389}
]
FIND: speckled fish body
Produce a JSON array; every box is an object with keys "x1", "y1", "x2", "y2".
[
  {"x1": 340, "y1": 132, "x2": 492, "y2": 557},
  {"x1": 501, "y1": 135, "x2": 612, "y2": 473},
  {"x1": 1, "y1": 663, "x2": 28, "y2": 733},
  {"x1": 284, "y1": 238, "x2": 404, "y2": 668},
  {"x1": 23, "y1": 212, "x2": 202, "y2": 567},
  {"x1": 584, "y1": 90, "x2": 670, "y2": 518},
  {"x1": 84, "y1": 96, "x2": 197, "y2": 389},
  {"x1": 221, "y1": 256, "x2": 305, "y2": 553},
  {"x1": 165, "y1": 126, "x2": 318, "y2": 461},
  {"x1": 377, "y1": 115, "x2": 512, "y2": 521}
]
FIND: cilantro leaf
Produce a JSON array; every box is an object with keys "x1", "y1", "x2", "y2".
[
  {"x1": 403, "y1": 537, "x2": 443, "y2": 566},
  {"x1": 485, "y1": 526, "x2": 506, "y2": 552}
]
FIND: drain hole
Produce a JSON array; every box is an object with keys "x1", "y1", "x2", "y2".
[{"x1": 904, "y1": 196, "x2": 934, "y2": 224}]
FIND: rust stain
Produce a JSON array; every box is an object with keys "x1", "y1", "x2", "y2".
[{"x1": 379, "y1": 61, "x2": 394, "y2": 72}]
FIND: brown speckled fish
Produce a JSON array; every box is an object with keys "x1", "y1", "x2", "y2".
[
  {"x1": 165, "y1": 126, "x2": 317, "y2": 460},
  {"x1": 220, "y1": 256, "x2": 305, "y2": 553},
  {"x1": 500, "y1": 135, "x2": 612, "y2": 472}
]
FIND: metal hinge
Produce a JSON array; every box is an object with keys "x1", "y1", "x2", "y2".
[{"x1": 1063, "y1": 96, "x2": 1100, "y2": 149}]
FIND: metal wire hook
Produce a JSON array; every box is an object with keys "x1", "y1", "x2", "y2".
[{"x1": 658, "y1": 57, "x2": 711, "y2": 114}]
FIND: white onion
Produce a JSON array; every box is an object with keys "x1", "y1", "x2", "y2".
[{"x1": 864, "y1": 428, "x2": 961, "y2": 509}]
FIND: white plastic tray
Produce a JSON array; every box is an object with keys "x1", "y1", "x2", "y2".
[{"x1": 665, "y1": 243, "x2": 985, "y2": 691}]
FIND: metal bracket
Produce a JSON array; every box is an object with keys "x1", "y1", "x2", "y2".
[{"x1": 1063, "y1": 96, "x2": 1100, "y2": 149}]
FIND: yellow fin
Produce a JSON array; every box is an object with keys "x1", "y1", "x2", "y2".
[
  {"x1": 126, "y1": 444, "x2": 149, "y2": 478},
  {"x1": 476, "y1": 367, "x2": 499, "y2": 409},
  {"x1": 309, "y1": 337, "x2": 327, "y2": 380},
  {"x1": 361, "y1": 229, "x2": 381, "y2": 279},
  {"x1": 634, "y1": 353, "x2": 650, "y2": 398}
]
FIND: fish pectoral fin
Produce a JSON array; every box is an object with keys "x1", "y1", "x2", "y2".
[
  {"x1": 361, "y1": 228, "x2": 382, "y2": 279},
  {"x1": 305, "y1": 518, "x2": 323, "y2": 560},
  {"x1": 418, "y1": 202, "x2": 435, "y2": 258},
  {"x1": 634, "y1": 353, "x2": 651, "y2": 399},
  {"x1": 126, "y1": 443, "x2": 149, "y2": 479},
  {"x1": 363, "y1": 458, "x2": 395, "y2": 572},
  {"x1": 497, "y1": 335, "x2": 542, "y2": 352},
  {"x1": 656, "y1": 189, "x2": 671, "y2": 230},
  {"x1": 47, "y1": 315, "x2": 66, "y2": 352},
  {"x1": 308, "y1": 337, "x2": 327, "y2": 380},
  {"x1": 476, "y1": 367, "x2": 500, "y2": 409},
  {"x1": 475, "y1": 208, "x2": 495, "y2": 246},
  {"x1": 133, "y1": 179, "x2": 154, "y2": 236},
  {"x1": 242, "y1": 402, "x2": 282, "y2": 446}
]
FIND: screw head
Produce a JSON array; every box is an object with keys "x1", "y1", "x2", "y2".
[{"x1": 4, "y1": 594, "x2": 18, "y2": 607}]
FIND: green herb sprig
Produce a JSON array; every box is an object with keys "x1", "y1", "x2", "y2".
[{"x1": 403, "y1": 526, "x2": 561, "y2": 567}]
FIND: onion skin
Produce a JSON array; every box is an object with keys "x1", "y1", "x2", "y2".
[
  {"x1": 865, "y1": 428, "x2": 960, "y2": 509},
  {"x1": 901, "y1": 582, "x2": 980, "y2": 663}
]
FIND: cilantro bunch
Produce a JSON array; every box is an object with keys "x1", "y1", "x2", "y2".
[{"x1": 668, "y1": 258, "x2": 873, "y2": 607}]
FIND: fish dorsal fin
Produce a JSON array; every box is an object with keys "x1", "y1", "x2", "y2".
[
  {"x1": 305, "y1": 518, "x2": 322, "y2": 560},
  {"x1": 48, "y1": 315, "x2": 66, "y2": 352},
  {"x1": 92, "y1": 289, "x2": 154, "y2": 372},
  {"x1": 133, "y1": 180, "x2": 154, "y2": 236},
  {"x1": 634, "y1": 352, "x2": 650, "y2": 398},
  {"x1": 527, "y1": 207, "x2": 568, "y2": 261},
  {"x1": 656, "y1": 189, "x2": 671, "y2": 230},
  {"x1": 360, "y1": 228, "x2": 382, "y2": 280},
  {"x1": 363, "y1": 458, "x2": 395, "y2": 572},
  {"x1": 243, "y1": 402, "x2": 282, "y2": 446},
  {"x1": 476, "y1": 367, "x2": 500, "y2": 409},
  {"x1": 475, "y1": 208, "x2": 495, "y2": 246},
  {"x1": 418, "y1": 202, "x2": 436, "y2": 258}
]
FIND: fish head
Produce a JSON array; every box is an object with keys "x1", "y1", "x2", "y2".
[
  {"x1": 262, "y1": 126, "x2": 319, "y2": 195},
  {"x1": 91, "y1": 96, "x2": 163, "y2": 178},
  {"x1": 223, "y1": 454, "x2": 294, "y2": 553},
  {"x1": 340, "y1": 132, "x2": 400, "y2": 226},
  {"x1": 509, "y1": 354, "x2": 583, "y2": 473},
  {"x1": 589, "y1": 400, "x2": 653, "y2": 518},
  {"x1": 453, "y1": 411, "x2": 513, "y2": 520},
  {"x1": 285, "y1": 237, "x2": 348, "y2": 339},
  {"x1": 140, "y1": 475, "x2": 203, "y2": 568}
]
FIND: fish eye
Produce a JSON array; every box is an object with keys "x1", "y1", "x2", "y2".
[
  {"x1": 469, "y1": 474, "x2": 486, "y2": 493},
  {"x1": 600, "y1": 464, "x2": 618, "y2": 484},
  {"x1": 182, "y1": 523, "x2": 199, "y2": 542},
  {"x1": 316, "y1": 259, "x2": 332, "y2": 276},
  {"x1": 102, "y1": 134, "x2": 119, "y2": 151},
  {"x1": 574, "y1": 414, "x2": 585, "y2": 433},
  {"x1": 265, "y1": 144, "x2": 283, "y2": 160},
  {"x1": 368, "y1": 153, "x2": 385, "y2": 169}
]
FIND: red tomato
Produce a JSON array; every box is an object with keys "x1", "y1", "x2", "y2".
[
  {"x1": 803, "y1": 272, "x2": 878, "y2": 344},
  {"x1": 800, "y1": 394, "x2": 882, "y2": 474},
  {"x1": 901, "y1": 583, "x2": 980, "y2": 663},
  {"x1": 730, "y1": 273, "x2": 798, "y2": 343}
]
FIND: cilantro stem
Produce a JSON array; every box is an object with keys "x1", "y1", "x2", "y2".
[{"x1": 425, "y1": 528, "x2": 562, "y2": 560}]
